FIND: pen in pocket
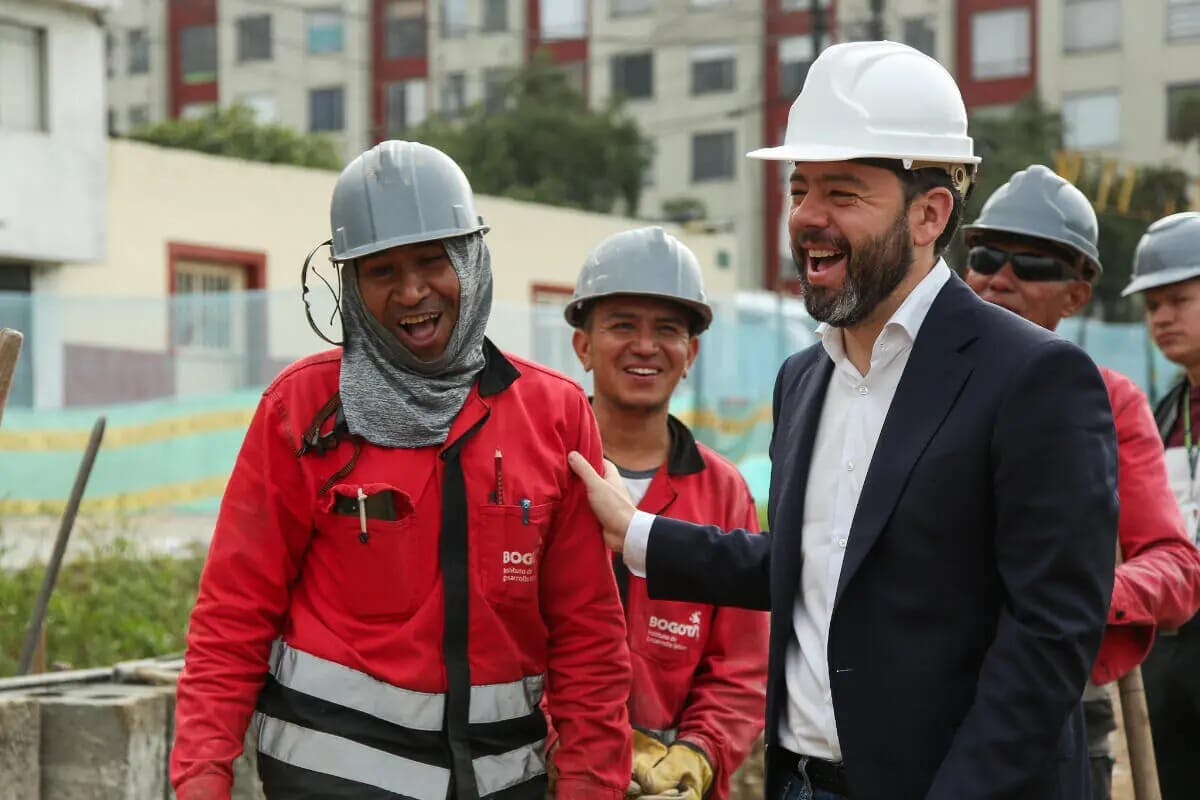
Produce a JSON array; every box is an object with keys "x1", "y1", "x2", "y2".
[{"x1": 493, "y1": 449, "x2": 505, "y2": 505}]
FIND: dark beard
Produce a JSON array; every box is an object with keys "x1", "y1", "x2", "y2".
[{"x1": 794, "y1": 211, "x2": 915, "y2": 328}]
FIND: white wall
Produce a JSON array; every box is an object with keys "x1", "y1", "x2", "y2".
[{"x1": 0, "y1": 0, "x2": 108, "y2": 263}]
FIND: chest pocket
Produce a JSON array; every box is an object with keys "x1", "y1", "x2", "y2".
[
  {"x1": 316, "y1": 482, "x2": 421, "y2": 618},
  {"x1": 476, "y1": 501, "x2": 554, "y2": 607},
  {"x1": 632, "y1": 598, "x2": 712, "y2": 667}
]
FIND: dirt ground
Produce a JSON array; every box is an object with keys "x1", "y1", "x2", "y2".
[{"x1": 727, "y1": 682, "x2": 1138, "y2": 800}]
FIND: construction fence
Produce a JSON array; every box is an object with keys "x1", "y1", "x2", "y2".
[{"x1": 0, "y1": 288, "x2": 1179, "y2": 515}]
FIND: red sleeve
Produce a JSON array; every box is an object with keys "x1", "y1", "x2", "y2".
[
  {"x1": 171, "y1": 391, "x2": 315, "y2": 798},
  {"x1": 538, "y1": 390, "x2": 632, "y2": 800},
  {"x1": 1093, "y1": 374, "x2": 1200, "y2": 684},
  {"x1": 677, "y1": 489, "x2": 769, "y2": 799}
]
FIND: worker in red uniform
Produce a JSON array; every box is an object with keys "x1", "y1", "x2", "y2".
[
  {"x1": 563, "y1": 227, "x2": 769, "y2": 800},
  {"x1": 170, "y1": 140, "x2": 632, "y2": 800},
  {"x1": 961, "y1": 165, "x2": 1200, "y2": 800}
]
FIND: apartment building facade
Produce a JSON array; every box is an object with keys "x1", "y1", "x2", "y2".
[
  {"x1": 2, "y1": 0, "x2": 112, "y2": 409},
  {"x1": 841, "y1": 0, "x2": 1200, "y2": 193},
  {"x1": 104, "y1": 0, "x2": 838, "y2": 290}
]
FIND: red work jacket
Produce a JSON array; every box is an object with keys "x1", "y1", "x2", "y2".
[
  {"x1": 1091, "y1": 368, "x2": 1200, "y2": 685},
  {"x1": 172, "y1": 342, "x2": 632, "y2": 800},
  {"x1": 618, "y1": 417, "x2": 769, "y2": 800}
]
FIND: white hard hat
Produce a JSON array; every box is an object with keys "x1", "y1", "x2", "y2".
[{"x1": 748, "y1": 41, "x2": 979, "y2": 194}]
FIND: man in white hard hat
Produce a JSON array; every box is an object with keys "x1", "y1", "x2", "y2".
[
  {"x1": 568, "y1": 41, "x2": 1118, "y2": 800},
  {"x1": 963, "y1": 167, "x2": 1200, "y2": 800},
  {"x1": 562, "y1": 227, "x2": 769, "y2": 800},
  {"x1": 1122, "y1": 212, "x2": 1200, "y2": 800},
  {"x1": 171, "y1": 141, "x2": 633, "y2": 800}
]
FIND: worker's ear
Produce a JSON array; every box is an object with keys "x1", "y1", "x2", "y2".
[{"x1": 572, "y1": 329, "x2": 592, "y2": 372}]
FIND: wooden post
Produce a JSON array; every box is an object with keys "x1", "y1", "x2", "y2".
[
  {"x1": 0, "y1": 327, "x2": 23, "y2": 423},
  {"x1": 1115, "y1": 544, "x2": 1162, "y2": 800}
]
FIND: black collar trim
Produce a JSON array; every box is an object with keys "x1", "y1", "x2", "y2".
[
  {"x1": 478, "y1": 338, "x2": 521, "y2": 398},
  {"x1": 667, "y1": 414, "x2": 706, "y2": 476}
]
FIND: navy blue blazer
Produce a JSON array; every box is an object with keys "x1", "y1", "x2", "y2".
[{"x1": 646, "y1": 275, "x2": 1119, "y2": 799}]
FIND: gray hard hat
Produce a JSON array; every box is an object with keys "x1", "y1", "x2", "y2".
[
  {"x1": 564, "y1": 227, "x2": 713, "y2": 333},
  {"x1": 1122, "y1": 212, "x2": 1200, "y2": 297},
  {"x1": 329, "y1": 140, "x2": 488, "y2": 262},
  {"x1": 961, "y1": 164, "x2": 1102, "y2": 274}
]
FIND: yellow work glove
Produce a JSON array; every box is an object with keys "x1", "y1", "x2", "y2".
[
  {"x1": 632, "y1": 730, "x2": 670, "y2": 779},
  {"x1": 634, "y1": 742, "x2": 714, "y2": 800}
]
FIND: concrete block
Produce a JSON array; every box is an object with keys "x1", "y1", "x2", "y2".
[
  {"x1": 34, "y1": 683, "x2": 170, "y2": 800},
  {"x1": 0, "y1": 694, "x2": 40, "y2": 800}
]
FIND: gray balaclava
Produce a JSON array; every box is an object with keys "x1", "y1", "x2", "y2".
[{"x1": 338, "y1": 232, "x2": 494, "y2": 448}]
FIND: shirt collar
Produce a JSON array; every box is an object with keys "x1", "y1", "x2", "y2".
[{"x1": 817, "y1": 259, "x2": 952, "y2": 366}]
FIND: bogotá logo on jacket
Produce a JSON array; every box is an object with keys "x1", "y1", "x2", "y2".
[
  {"x1": 502, "y1": 550, "x2": 537, "y2": 583},
  {"x1": 648, "y1": 614, "x2": 702, "y2": 639}
]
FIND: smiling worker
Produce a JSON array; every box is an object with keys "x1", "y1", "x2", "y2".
[{"x1": 170, "y1": 140, "x2": 632, "y2": 800}]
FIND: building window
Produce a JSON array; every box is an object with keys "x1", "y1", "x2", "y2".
[
  {"x1": 611, "y1": 52, "x2": 653, "y2": 100},
  {"x1": 484, "y1": 68, "x2": 510, "y2": 113},
  {"x1": 239, "y1": 92, "x2": 277, "y2": 123},
  {"x1": 541, "y1": 0, "x2": 587, "y2": 41},
  {"x1": 483, "y1": 0, "x2": 509, "y2": 31},
  {"x1": 386, "y1": 0, "x2": 427, "y2": 58},
  {"x1": 903, "y1": 17, "x2": 935, "y2": 57},
  {"x1": 440, "y1": 73, "x2": 466, "y2": 117},
  {"x1": 692, "y1": 131, "x2": 735, "y2": 182},
  {"x1": 128, "y1": 28, "x2": 150, "y2": 74},
  {"x1": 1167, "y1": 83, "x2": 1200, "y2": 141},
  {"x1": 612, "y1": 0, "x2": 651, "y2": 16},
  {"x1": 1168, "y1": 0, "x2": 1200, "y2": 39},
  {"x1": 0, "y1": 22, "x2": 45, "y2": 131},
  {"x1": 1062, "y1": 91, "x2": 1120, "y2": 149},
  {"x1": 307, "y1": 8, "x2": 345, "y2": 55},
  {"x1": 106, "y1": 32, "x2": 115, "y2": 78},
  {"x1": 971, "y1": 9, "x2": 1030, "y2": 80},
  {"x1": 442, "y1": 0, "x2": 468, "y2": 38},
  {"x1": 309, "y1": 87, "x2": 345, "y2": 132},
  {"x1": 387, "y1": 80, "x2": 428, "y2": 136},
  {"x1": 236, "y1": 15, "x2": 272, "y2": 63},
  {"x1": 779, "y1": 35, "x2": 827, "y2": 100},
  {"x1": 129, "y1": 104, "x2": 150, "y2": 129},
  {"x1": 174, "y1": 264, "x2": 239, "y2": 351},
  {"x1": 180, "y1": 24, "x2": 217, "y2": 84},
  {"x1": 1064, "y1": 0, "x2": 1121, "y2": 52},
  {"x1": 690, "y1": 44, "x2": 736, "y2": 95},
  {"x1": 642, "y1": 139, "x2": 655, "y2": 187}
]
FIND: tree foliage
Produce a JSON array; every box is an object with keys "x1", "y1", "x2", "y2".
[
  {"x1": 955, "y1": 95, "x2": 1192, "y2": 321},
  {"x1": 409, "y1": 51, "x2": 649, "y2": 216},
  {"x1": 128, "y1": 104, "x2": 343, "y2": 170}
]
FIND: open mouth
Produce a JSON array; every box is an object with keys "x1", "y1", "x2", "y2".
[
  {"x1": 624, "y1": 366, "x2": 662, "y2": 378},
  {"x1": 396, "y1": 312, "x2": 441, "y2": 347},
  {"x1": 803, "y1": 246, "x2": 848, "y2": 288}
]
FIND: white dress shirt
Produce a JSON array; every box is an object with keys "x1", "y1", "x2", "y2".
[{"x1": 624, "y1": 260, "x2": 951, "y2": 761}]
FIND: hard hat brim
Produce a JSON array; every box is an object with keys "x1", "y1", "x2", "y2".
[
  {"x1": 564, "y1": 291, "x2": 713, "y2": 333},
  {"x1": 1121, "y1": 265, "x2": 1200, "y2": 297},
  {"x1": 333, "y1": 223, "x2": 490, "y2": 262},
  {"x1": 746, "y1": 143, "x2": 980, "y2": 165}
]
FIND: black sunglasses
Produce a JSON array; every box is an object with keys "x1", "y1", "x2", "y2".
[{"x1": 967, "y1": 246, "x2": 1077, "y2": 282}]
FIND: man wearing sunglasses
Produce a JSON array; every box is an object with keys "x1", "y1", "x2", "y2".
[{"x1": 963, "y1": 164, "x2": 1200, "y2": 800}]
